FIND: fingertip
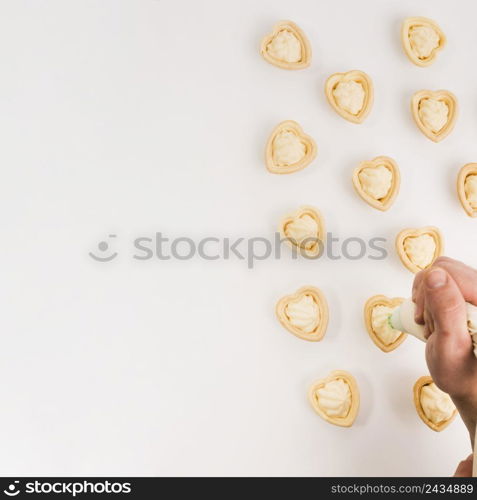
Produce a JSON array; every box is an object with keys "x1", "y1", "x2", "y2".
[
  {"x1": 414, "y1": 312, "x2": 424, "y2": 325},
  {"x1": 423, "y1": 271, "x2": 468, "y2": 338},
  {"x1": 423, "y1": 309, "x2": 435, "y2": 338},
  {"x1": 425, "y1": 267, "x2": 448, "y2": 289},
  {"x1": 414, "y1": 300, "x2": 425, "y2": 324}
]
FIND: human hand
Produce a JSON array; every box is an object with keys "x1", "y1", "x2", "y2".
[{"x1": 412, "y1": 257, "x2": 477, "y2": 443}]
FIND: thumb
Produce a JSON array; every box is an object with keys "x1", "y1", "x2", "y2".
[{"x1": 424, "y1": 267, "x2": 468, "y2": 341}]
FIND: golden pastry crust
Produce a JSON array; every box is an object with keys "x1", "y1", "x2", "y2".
[
  {"x1": 411, "y1": 90, "x2": 457, "y2": 142},
  {"x1": 413, "y1": 376, "x2": 457, "y2": 432},
  {"x1": 402, "y1": 17, "x2": 446, "y2": 67},
  {"x1": 308, "y1": 370, "x2": 360, "y2": 427},
  {"x1": 279, "y1": 205, "x2": 325, "y2": 258},
  {"x1": 395, "y1": 227, "x2": 444, "y2": 273},
  {"x1": 260, "y1": 20, "x2": 312, "y2": 70},
  {"x1": 276, "y1": 286, "x2": 329, "y2": 341},
  {"x1": 265, "y1": 120, "x2": 317, "y2": 174},
  {"x1": 457, "y1": 163, "x2": 477, "y2": 217},
  {"x1": 352, "y1": 156, "x2": 400, "y2": 211},
  {"x1": 325, "y1": 70, "x2": 373, "y2": 124},
  {"x1": 364, "y1": 295, "x2": 406, "y2": 352}
]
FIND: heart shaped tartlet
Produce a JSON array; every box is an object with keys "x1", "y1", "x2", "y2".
[
  {"x1": 260, "y1": 20, "x2": 311, "y2": 70},
  {"x1": 396, "y1": 227, "x2": 444, "y2": 273},
  {"x1": 402, "y1": 17, "x2": 446, "y2": 67},
  {"x1": 276, "y1": 286, "x2": 328, "y2": 341},
  {"x1": 325, "y1": 70, "x2": 373, "y2": 124},
  {"x1": 308, "y1": 370, "x2": 360, "y2": 427},
  {"x1": 265, "y1": 120, "x2": 317, "y2": 174},
  {"x1": 411, "y1": 90, "x2": 457, "y2": 142},
  {"x1": 413, "y1": 376, "x2": 457, "y2": 432},
  {"x1": 364, "y1": 295, "x2": 406, "y2": 352},
  {"x1": 352, "y1": 156, "x2": 400, "y2": 211},
  {"x1": 457, "y1": 163, "x2": 477, "y2": 217},
  {"x1": 279, "y1": 206, "x2": 325, "y2": 258}
]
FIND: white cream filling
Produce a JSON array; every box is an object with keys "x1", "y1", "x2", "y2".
[
  {"x1": 332, "y1": 80, "x2": 365, "y2": 115},
  {"x1": 420, "y1": 383, "x2": 455, "y2": 424},
  {"x1": 466, "y1": 304, "x2": 477, "y2": 359},
  {"x1": 285, "y1": 294, "x2": 319, "y2": 333},
  {"x1": 272, "y1": 130, "x2": 306, "y2": 166},
  {"x1": 316, "y1": 379, "x2": 351, "y2": 418},
  {"x1": 404, "y1": 234, "x2": 437, "y2": 269},
  {"x1": 465, "y1": 175, "x2": 477, "y2": 209},
  {"x1": 371, "y1": 305, "x2": 402, "y2": 345},
  {"x1": 266, "y1": 30, "x2": 302, "y2": 63},
  {"x1": 409, "y1": 25, "x2": 440, "y2": 59},
  {"x1": 419, "y1": 98, "x2": 449, "y2": 132},
  {"x1": 285, "y1": 214, "x2": 319, "y2": 250},
  {"x1": 358, "y1": 165, "x2": 393, "y2": 200},
  {"x1": 467, "y1": 303, "x2": 477, "y2": 334}
]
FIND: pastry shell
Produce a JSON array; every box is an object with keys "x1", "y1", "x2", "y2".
[
  {"x1": 279, "y1": 205, "x2": 325, "y2": 258},
  {"x1": 260, "y1": 20, "x2": 312, "y2": 70},
  {"x1": 308, "y1": 370, "x2": 360, "y2": 427},
  {"x1": 275, "y1": 285, "x2": 329, "y2": 342},
  {"x1": 325, "y1": 70, "x2": 373, "y2": 124},
  {"x1": 457, "y1": 163, "x2": 477, "y2": 217},
  {"x1": 411, "y1": 90, "x2": 458, "y2": 142},
  {"x1": 413, "y1": 376, "x2": 457, "y2": 432},
  {"x1": 395, "y1": 226, "x2": 444, "y2": 273},
  {"x1": 352, "y1": 156, "x2": 400, "y2": 211},
  {"x1": 402, "y1": 17, "x2": 446, "y2": 67},
  {"x1": 364, "y1": 295, "x2": 406, "y2": 352},
  {"x1": 265, "y1": 120, "x2": 317, "y2": 174}
]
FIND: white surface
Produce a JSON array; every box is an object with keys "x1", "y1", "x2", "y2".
[{"x1": 0, "y1": 0, "x2": 476, "y2": 477}]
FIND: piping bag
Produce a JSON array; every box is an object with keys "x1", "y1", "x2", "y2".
[
  {"x1": 389, "y1": 298, "x2": 477, "y2": 476},
  {"x1": 389, "y1": 299, "x2": 477, "y2": 356}
]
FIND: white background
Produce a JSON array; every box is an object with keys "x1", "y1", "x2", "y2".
[{"x1": 0, "y1": 0, "x2": 476, "y2": 477}]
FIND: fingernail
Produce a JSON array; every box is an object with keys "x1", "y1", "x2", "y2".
[{"x1": 426, "y1": 268, "x2": 447, "y2": 289}]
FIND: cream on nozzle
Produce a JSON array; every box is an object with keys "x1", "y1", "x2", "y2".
[{"x1": 389, "y1": 298, "x2": 477, "y2": 357}]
